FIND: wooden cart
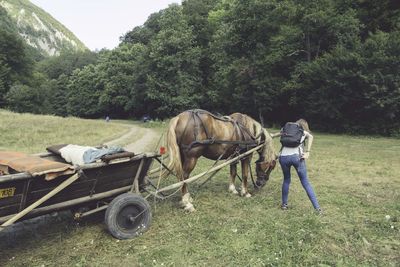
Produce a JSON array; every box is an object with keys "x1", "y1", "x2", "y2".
[{"x1": 0, "y1": 151, "x2": 158, "y2": 239}]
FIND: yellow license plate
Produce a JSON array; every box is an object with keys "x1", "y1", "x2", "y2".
[{"x1": 0, "y1": 187, "x2": 16, "y2": 199}]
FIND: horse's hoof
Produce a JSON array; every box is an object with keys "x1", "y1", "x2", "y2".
[
  {"x1": 241, "y1": 191, "x2": 251, "y2": 198},
  {"x1": 228, "y1": 185, "x2": 238, "y2": 195},
  {"x1": 184, "y1": 203, "x2": 196, "y2": 212},
  {"x1": 229, "y1": 188, "x2": 239, "y2": 195},
  {"x1": 182, "y1": 193, "x2": 193, "y2": 203}
]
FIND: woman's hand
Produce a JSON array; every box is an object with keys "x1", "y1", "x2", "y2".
[
  {"x1": 301, "y1": 152, "x2": 310, "y2": 159},
  {"x1": 270, "y1": 132, "x2": 282, "y2": 138}
]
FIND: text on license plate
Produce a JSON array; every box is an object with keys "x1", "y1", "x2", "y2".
[{"x1": 0, "y1": 188, "x2": 16, "y2": 199}]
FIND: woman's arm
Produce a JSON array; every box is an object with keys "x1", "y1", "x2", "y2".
[
  {"x1": 270, "y1": 132, "x2": 282, "y2": 138},
  {"x1": 302, "y1": 131, "x2": 313, "y2": 159}
]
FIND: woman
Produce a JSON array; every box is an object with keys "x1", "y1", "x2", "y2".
[{"x1": 271, "y1": 119, "x2": 321, "y2": 213}]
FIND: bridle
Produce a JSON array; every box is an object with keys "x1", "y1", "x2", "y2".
[
  {"x1": 251, "y1": 159, "x2": 276, "y2": 188},
  {"x1": 257, "y1": 159, "x2": 276, "y2": 176}
]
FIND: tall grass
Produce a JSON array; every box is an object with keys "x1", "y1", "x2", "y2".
[
  {"x1": 0, "y1": 113, "x2": 399, "y2": 266},
  {"x1": 0, "y1": 110, "x2": 128, "y2": 153}
]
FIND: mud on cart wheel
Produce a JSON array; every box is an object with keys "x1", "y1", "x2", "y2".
[{"x1": 105, "y1": 193, "x2": 151, "y2": 239}]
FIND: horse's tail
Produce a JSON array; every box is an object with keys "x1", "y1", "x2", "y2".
[{"x1": 163, "y1": 116, "x2": 183, "y2": 179}]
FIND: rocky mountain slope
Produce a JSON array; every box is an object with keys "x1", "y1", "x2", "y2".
[{"x1": 0, "y1": 0, "x2": 87, "y2": 56}]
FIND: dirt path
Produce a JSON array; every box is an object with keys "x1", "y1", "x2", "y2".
[{"x1": 104, "y1": 124, "x2": 160, "y2": 153}]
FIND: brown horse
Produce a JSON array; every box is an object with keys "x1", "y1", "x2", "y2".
[{"x1": 165, "y1": 109, "x2": 276, "y2": 211}]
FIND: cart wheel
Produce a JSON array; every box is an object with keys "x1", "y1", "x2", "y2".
[{"x1": 105, "y1": 193, "x2": 151, "y2": 239}]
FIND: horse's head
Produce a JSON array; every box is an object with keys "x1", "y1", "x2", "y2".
[{"x1": 254, "y1": 157, "x2": 276, "y2": 188}]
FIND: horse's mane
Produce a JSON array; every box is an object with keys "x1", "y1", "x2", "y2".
[{"x1": 240, "y1": 114, "x2": 276, "y2": 162}]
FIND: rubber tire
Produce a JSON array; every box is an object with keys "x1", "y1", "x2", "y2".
[{"x1": 105, "y1": 193, "x2": 151, "y2": 239}]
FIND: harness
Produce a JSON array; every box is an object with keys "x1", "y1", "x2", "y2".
[
  {"x1": 176, "y1": 110, "x2": 275, "y2": 190},
  {"x1": 181, "y1": 109, "x2": 264, "y2": 152}
]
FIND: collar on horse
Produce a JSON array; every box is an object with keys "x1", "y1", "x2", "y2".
[{"x1": 183, "y1": 109, "x2": 264, "y2": 151}]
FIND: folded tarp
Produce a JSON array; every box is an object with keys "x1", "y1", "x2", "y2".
[
  {"x1": 0, "y1": 151, "x2": 75, "y2": 181},
  {"x1": 83, "y1": 147, "x2": 126, "y2": 164}
]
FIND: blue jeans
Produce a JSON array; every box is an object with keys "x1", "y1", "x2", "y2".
[{"x1": 279, "y1": 154, "x2": 320, "y2": 210}]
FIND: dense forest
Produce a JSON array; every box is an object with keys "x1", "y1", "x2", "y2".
[{"x1": 1, "y1": 0, "x2": 399, "y2": 135}]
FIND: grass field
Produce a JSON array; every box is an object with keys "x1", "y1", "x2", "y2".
[
  {"x1": 0, "y1": 112, "x2": 399, "y2": 266},
  {"x1": 0, "y1": 110, "x2": 130, "y2": 153}
]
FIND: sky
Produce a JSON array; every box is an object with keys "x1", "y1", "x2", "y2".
[{"x1": 30, "y1": 0, "x2": 182, "y2": 51}]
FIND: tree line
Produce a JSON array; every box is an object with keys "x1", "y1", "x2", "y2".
[{"x1": 1, "y1": 0, "x2": 399, "y2": 135}]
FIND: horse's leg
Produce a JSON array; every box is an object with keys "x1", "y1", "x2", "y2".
[
  {"x1": 229, "y1": 163, "x2": 239, "y2": 194},
  {"x1": 241, "y1": 158, "x2": 252, "y2": 197},
  {"x1": 180, "y1": 156, "x2": 198, "y2": 212}
]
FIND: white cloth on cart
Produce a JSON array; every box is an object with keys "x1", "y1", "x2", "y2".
[
  {"x1": 59, "y1": 145, "x2": 125, "y2": 166},
  {"x1": 59, "y1": 145, "x2": 94, "y2": 166}
]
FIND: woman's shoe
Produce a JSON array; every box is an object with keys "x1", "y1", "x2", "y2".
[{"x1": 281, "y1": 204, "x2": 288, "y2": 210}]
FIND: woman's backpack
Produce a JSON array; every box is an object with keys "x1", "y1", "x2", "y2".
[{"x1": 280, "y1": 122, "x2": 304, "y2": 147}]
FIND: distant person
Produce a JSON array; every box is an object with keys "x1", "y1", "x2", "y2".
[
  {"x1": 142, "y1": 115, "x2": 150, "y2": 123},
  {"x1": 105, "y1": 116, "x2": 110, "y2": 122},
  {"x1": 271, "y1": 119, "x2": 321, "y2": 214}
]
